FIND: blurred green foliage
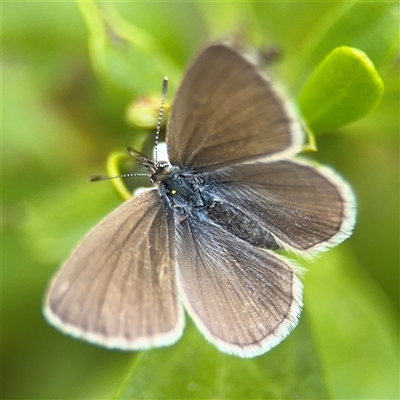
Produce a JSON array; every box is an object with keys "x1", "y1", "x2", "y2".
[
  {"x1": 3, "y1": 1, "x2": 399, "y2": 399},
  {"x1": 299, "y1": 46, "x2": 384, "y2": 134}
]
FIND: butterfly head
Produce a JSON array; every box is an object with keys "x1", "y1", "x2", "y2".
[{"x1": 150, "y1": 160, "x2": 171, "y2": 185}]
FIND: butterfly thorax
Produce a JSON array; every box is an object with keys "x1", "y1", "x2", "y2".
[{"x1": 158, "y1": 166, "x2": 206, "y2": 209}]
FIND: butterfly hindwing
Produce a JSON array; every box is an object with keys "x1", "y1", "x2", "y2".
[
  {"x1": 174, "y1": 209, "x2": 303, "y2": 358},
  {"x1": 203, "y1": 160, "x2": 356, "y2": 254}
]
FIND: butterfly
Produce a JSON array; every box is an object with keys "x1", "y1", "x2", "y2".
[{"x1": 43, "y1": 42, "x2": 356, "y2": 358}]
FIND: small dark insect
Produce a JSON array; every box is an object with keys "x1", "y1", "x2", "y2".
[{"x1": 43, "y1": 42, "x2": 356, "y2": 358}]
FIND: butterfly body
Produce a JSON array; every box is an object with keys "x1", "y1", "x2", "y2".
[{"x1": 158, "y1": 163, "x2": 280, "y2": 250}]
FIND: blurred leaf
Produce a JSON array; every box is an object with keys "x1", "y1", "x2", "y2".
[
  {"x1": 2, "y1": 60, "x2": 93, "y2": 175},
  {"x1": 115, "y1": 316, "x2": 330, "y2": 399},
  {"x1": 317, "y1": 134, "x2": 399, "y2": 313},
  {"x1": 125, "y1": 95, "x2": 170, "y2": 129},
  {"x1": 105, "y1": 150, "x2": 135, "y2": 200},
  {"x1": 251, "y1": 1, "x2": 337, "y2": 57},
  {"x1": 110, "y1": 2, "x2": 208, "y2": 65},
  {"x1": 77, "y1": 2, "x2": 181, "y2": 95},
  {"x1": 342, "y1": 55, "x2": 399, "y2": 140},
  {"x1": 291, "y1": 2, "x2": 399, "y2": 91},
  {"x1": 19, "y1": 178, "x2": 120, "y2": 265},
  {"x1": 304, "y1": 246, "x2": 398, "y2": 399},
  {"x1": 194, "y1": 2, "x2": 260, "y2": 42},
  {"x1": 2, "y1": 2, "x2": 86, "y2": 60},
  {"x1": 299, "y1": 46, "x2": 384, "y2": 134}
]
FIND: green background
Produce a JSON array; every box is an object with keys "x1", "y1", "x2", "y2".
[{"x1": 2, "y1": 1, "x2": 398, "y2": 399}]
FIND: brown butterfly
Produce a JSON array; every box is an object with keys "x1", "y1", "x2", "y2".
[{"x1": 43, "y1": 42, "x2": 356, "y2": 358}]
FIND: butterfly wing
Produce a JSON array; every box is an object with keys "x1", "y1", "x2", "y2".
[
  {"x1": 174, "y1": 210, "x2": 302, "y2": 358},
  {"x1": 204, "y1": 160, "x2": 356, "y2": 254},
  {"x1": 166, "y1": 43, "x2": 303, "y2": 170},
  {"x1": 44, "y1": 190, "x2": 184, "y2": 350}
]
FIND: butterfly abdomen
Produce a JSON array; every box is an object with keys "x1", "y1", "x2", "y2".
[{"x1": 205, "y1": 200, "x2": 280, "y2": 250}]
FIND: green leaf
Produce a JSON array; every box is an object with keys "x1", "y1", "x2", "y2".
[
  {"x1": 290, "y1": 2, "x2": 399, "y2": 91},
  {"x1": 298, "y1": 46, "x2": 384, "y2": 134},
  {"x1": 114, "y1": 315, "x2": 330, "y2": 399},
  {"x1": 106, "y1": 150, "x2": 136, "y2": 201},
  {"x1": 105, "y1": 131, "x2": 149, "y2": 201},
  {"x1": 20, "y1": 177, "x2": 120, "y2": 265},
  {"x1": 304, "y1": 246, "x2": 398, "y2": 399},
  {"x1": 77, "y1": 2, "x2": 181, "y2": 95}
]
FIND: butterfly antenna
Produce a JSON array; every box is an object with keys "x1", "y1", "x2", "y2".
[
  {"x1": 89, "y1": 78, "x2": 168, "y2": 184},
  {"x1": 155, "y1": 77, "x2": 168, "y2": 163},
  {"x1": 88, "y1": 173, "x2": 149, "y2": 183}
]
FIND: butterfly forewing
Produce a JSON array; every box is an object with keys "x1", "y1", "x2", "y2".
[
  {"x1": 166, "y1": 43, "x2": 303, "y2": 170},
  {"x1": 174, "y1": 211, "x2": 302, "y2": 358},
  {"x1": 44, "y1": 190, "x2": 183, "y2": 350},
  {"x1": 204, "y1": 160, "x2": 356, "y2": 254}
]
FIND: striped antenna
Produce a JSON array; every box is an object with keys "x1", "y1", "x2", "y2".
[{"x1": 154, "y1": 77, "x2": 168, "y2": 162}]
